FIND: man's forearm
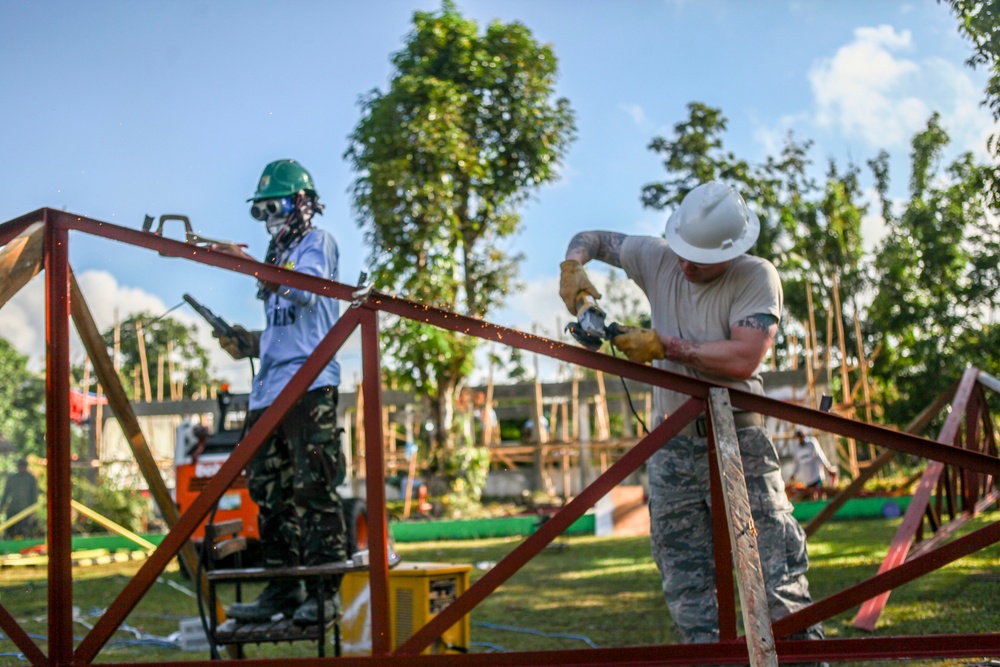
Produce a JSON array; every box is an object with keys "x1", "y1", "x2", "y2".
[
  {"x1": 660, "y1": 335, "x2": 764, "y2": 380},
  {"x1": 565, "y1": 231, "x2": 626, "y2": 268}
]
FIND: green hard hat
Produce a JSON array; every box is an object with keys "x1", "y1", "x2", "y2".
[{"x1": 248, "y1": 159, "x2": 318, "y2": 202}]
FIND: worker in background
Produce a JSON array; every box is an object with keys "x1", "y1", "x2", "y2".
[
  {"x1": 211, "y1": 159, "x2": 346, "y2": 627},
  {"x1": 1, "y1": 458, "x2": 39, "y2": 539},
  {"x1": 559, "y1": 181, "x2": 825, "y2": 647},
  {"x1": 790, "y1": 429, "x2": 838, "y2": 500}
]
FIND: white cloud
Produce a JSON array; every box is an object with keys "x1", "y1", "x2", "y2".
[
  {"x1": 809, "y1": 25, "x2": 927, "y2": 147},
  {"x1": 807, "y1": 25, "x2": 997, "y2": 157},
  {"x1": 2, "y1": 269, "x2": 253, "y2": 392},
  {"x1": 618, "y1": 103, "x2": 648, "y2": 126}
]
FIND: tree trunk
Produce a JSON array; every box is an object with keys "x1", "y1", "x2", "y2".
[{"x1": 435, "y1": 379, "x2": 458, "y2": 451}]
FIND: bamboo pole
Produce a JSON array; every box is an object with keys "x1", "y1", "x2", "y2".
[
  {"x1": 548, "y1": 395, "x2": 560, "y2": 441},
  {"x1": 595, "y1": 372, "x2": 610, "y2": 440},
  {"x1": 560, "y1": 400, "x2": 569, "y2": 442},
  {"x1": 166, "y1": 340, "x2": 177, "y2": 400},
  {"x1": 831, "y1": 274, "x2": 859, "y2": 476},
  {"x1": 70, "y1": 500, "x2": 157, "y2": 551},
  {"x1": 114, "y1": 309, "x2": 121, "y2": 372},
  {"x1": 355, "y1": 377, "x2": 366, "y2": 477},
  {"x1": 571, "y1": 371, "x2": 580, "y2": 441},
  {"x1": 135, "y1": 320, "x2": 152, "y2": 402},
  {"x1": 806, "y1": 279, "x2": 819, "y2": 369},
  {"x1": 531, "y1": 378, "x2": 547, "y2": 445},
  {"x1": 156, "y1": 353, "x2": 164, "y2": 402},
  {"x1": 95, "y1": 384, "x2": 104, "y2": 460},
  {"x1": 483, "y1": 359, "x2": 496, "y2": 445}
]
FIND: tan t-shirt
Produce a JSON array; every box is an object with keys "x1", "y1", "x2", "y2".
[{"x1": 619, "y1": 236, "x2": 783, "y2": 416}]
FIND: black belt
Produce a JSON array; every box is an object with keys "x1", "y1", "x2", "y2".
[{"x1": 675, "y1": 412, "x2": 763, "y2": 437}]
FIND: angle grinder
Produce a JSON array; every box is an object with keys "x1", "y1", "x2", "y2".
[{"x1": 565, "y1": 292, "x2": 626, "y2": 351}]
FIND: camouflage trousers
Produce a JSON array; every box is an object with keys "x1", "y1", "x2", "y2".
[
  {"x1": 647, "y1": 426, "x2": 824, "y2": 643},
  {"x1": 245, "y1": 385, "x2": 347, "y2": 592}
]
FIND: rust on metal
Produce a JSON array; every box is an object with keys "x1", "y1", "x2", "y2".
[{"x1": 1, "y1": 209, "x2": 998, "y2": 666}]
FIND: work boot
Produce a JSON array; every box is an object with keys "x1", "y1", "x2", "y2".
[
  {"x1": 227, "y1": 581, "x2": 306, "y2": 623},
  {"x1": 292, "y1": 594, "x2": 339, "y2": 626}
]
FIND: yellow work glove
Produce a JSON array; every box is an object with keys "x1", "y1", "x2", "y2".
[
  {"x1": 559, "y1": 259, "x2": 602, "y2": 315},
  {"x1": 216, "y1": 325, "x2": 258, "y2": 360},
  {"x1": 611, "y1": 326, "x2": 666, "y2": 364}
]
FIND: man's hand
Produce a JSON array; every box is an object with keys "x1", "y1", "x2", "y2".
[
  {"x1": 217, "y1": 324, "x2": 258, "y2": 360},
  {"x1": 611, "y1": 326, "x2": 666, "y2": 364},
  {"x1": 559, "y1": 260, "x2": 602, "y2": 315}
]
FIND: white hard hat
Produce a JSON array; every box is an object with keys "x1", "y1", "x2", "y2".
[{"x1": 664, "y1": 181, "x2": 760, "y2": 263}]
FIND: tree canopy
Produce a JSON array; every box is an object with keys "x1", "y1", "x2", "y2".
[
  {"x1": 0, "y1": 337, "x2": 46, "y2": 462},
  {"x1": 869, "y1": 113, "x2": 1000, "y2": 423},
  {"x1": 344, "y1": 0, "x2": 576, "y2": 451},
  {"x1": 943, "y1": 0, "x2": 1000, "y2": 159}
]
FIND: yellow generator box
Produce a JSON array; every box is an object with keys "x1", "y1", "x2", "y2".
[{"x1": 340, "y1": 561, "x2": 471, "y2": 655}]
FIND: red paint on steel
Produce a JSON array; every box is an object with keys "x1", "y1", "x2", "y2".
[
  {"x1": 852, "y1": 367, "x2": 979, "y2": 631},
  {"x1": 52, "y1": 209, "x2": 356, "y2": 303},
  {"x1": 0, "y1": 209, "x2": 42, "y2": 246},
  {"x1": 2, "y1": 209, "x2": 997, "y2": 666},
  {"x1": 0, "y1": 604, "x2": 45, "y2": 665},
  {"x1": 359, "y1": 307, "x2": 392, "y2": 655},
  {"x1": 60, "y1": 632, "x2": 1000, "y2": 667},
  {"x1": 38, "y1": 213, "x2": 1000, "y2": 475},
  {"x1": 394, "y1": 398, "x2": 705, "y2": 656},
  {"x1": 74, "y1": 309, "x2": 362, "y2": 663},
  {"x1": 773, "y1": 518, "x2": 1000, "y2": 638},
  {"x1": 45, "y1": 213, "x2": 74, "y2": 667}
]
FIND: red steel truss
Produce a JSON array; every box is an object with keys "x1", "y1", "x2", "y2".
[{"x1": 0, "y1": 208, "x2": 998, "y2": 666}]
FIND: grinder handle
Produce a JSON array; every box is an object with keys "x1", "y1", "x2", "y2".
[{"x1": 575, "y1": 291, "x2": 599, "y2": 315}]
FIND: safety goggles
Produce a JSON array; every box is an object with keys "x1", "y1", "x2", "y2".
[{"x1": 250, "y1": 197, "x2": 294, "y2": 221}]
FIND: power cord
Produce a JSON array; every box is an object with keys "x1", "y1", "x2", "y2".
[{"x1": 607, "y1": 345, "x2": 649, "y2": 435}]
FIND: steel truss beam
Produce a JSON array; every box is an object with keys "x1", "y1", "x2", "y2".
[{"x1": 0, "y1": 209, "x2": 998, "y2": 666}]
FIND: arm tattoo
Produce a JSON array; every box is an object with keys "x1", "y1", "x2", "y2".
[
  {"x1": 663, "y1": 338, "x2": 701, "y2": 366},
  {"x1": 735, "y1": 314, "x2": 779, "y2": 334},
  {"x1": 567, "y1": 231, "x2": 626, "y2": 268}
]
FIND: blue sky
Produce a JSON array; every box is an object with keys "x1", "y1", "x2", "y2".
[{"x1": 1, "y1": 0, "x2": 995, "y2": 391}]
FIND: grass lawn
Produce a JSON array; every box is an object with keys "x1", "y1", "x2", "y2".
[{"x1": 0, "y1": 512, "x2": 997, "y2": 665}]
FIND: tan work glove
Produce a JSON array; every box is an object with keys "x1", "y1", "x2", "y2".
[
  {"x1": 559, "y1": 259, "x2": 602, "y2": 315},
  {"x1": 611, "y1": 326, "x2": 666, "y2": 364},
  {"x1": 216, "y1": 325, "x2": 259, "y2": 360}
]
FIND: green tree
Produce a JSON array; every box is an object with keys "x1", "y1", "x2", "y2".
[
  {"x1": 0, "y1": 337, "x2": 45, "y2": 462},
  {"x1": 869, "y1": 112, "x2": 1000, "y2": 424},
  {"x1": 942, "y1": 0, "x2": 1000, "y2": 161},
  {"x1": 344, "y1": 1, "x2": 576, "y2": 458},
  {"x1": 99, "y1": 313, "x2": 214, "y2": 401}
]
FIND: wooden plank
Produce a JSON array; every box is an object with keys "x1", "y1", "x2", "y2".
[
  {"x1": 707, "y1": 388, "x2": 778, "y2": 667},
  {"x1": 0, "y1": 221, "x2": 44, "y2": 308}
]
